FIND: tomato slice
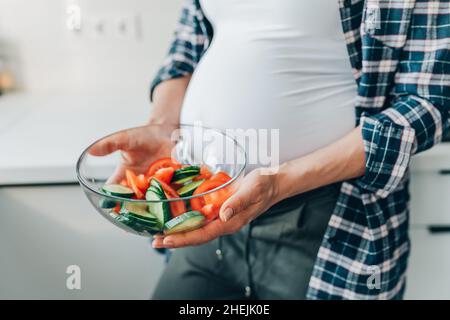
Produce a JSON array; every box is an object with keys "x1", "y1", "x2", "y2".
[
  {"x1": 126, "y1": 169, "x2": 144, "y2": 199},
  {"x1": 210, "y1": 171, "x2": 232, "y2": 183},
  {"x1": 204, "y1": 186, "x2": 233, "y2": 208},
  {"x1": 156, "y1": 178, "x2": 180, "y2": 198},
  {"x1": 169, "y1": 200, "x2": 187, "y2": 218},
  {"x1": 194, "y1": 165, "x2": 213, "y2": 181},
  {"x1": 200, "y1": 203, "x2": 219, "y2": 221},
  {"x1": 154, "y1": 178, "x2": 187, "y2": 218},
  {"x1": 113, "y1": 202, "x2": 121, "y2": 213},
  {"x1": 153, "y1": 167, "x2": 175, "y2": 185},
  {"x1": 190, "y1": 197, "x2": 204, "y2": 211},
  {"x1": 146, "y1": 157, "x2": 182, "y2": 177},
  {"x1": 136, "y1": 174, "x2": 149, "y2": 191},
  {"x1": 190, "y1": 179, "x2": 225, "y2": 211}
]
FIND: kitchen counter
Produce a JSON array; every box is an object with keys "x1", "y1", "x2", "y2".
[
  {"x1": 0, "y1": 92, "x2": 151, "y2": 185},
  {"x1": 0, "y1": 92, "x2": 166, "y2": 299}
]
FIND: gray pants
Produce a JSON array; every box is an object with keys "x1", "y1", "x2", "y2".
[{"x1": 153, "y1": 183, "x2": 340, "y2": 300}]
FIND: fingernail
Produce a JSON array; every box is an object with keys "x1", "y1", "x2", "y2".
[
  {"x1": 152, "y1": 240, "x2": 161, "y2": 248},
  {"x1": 163, "y1": 238, "x2": 174, "y2": 247},
  {"x1": 221, "y1": 207, "x2": 234, "y2": 222}
]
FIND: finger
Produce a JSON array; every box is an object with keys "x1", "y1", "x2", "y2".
[
  {"x1": 162, "y1": 219, "x2": 226, "y2": 248},
  {"x1": 152, "y1": 237, "x2": 165, "y2": 248},
  {"x1": 106, "y1": 164, "x2": 126, "y2": 184},
  {"x1": 219, "y1": 186, "x2": 254, "y2": 222},
  {"x1": 89, "y1": 131, "x2": 130, "y2": 156}
]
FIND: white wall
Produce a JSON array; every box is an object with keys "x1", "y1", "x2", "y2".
[
  {"x1": 0, "y1": 1, "x2": 183, "y2": 299},
  {"x1": 0, "y1": 0, "x2": 182, "y2": 98}
]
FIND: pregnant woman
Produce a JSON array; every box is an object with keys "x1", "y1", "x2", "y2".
[{"x1": 94, "y1": 0, "x2": 449, "y2": 299}]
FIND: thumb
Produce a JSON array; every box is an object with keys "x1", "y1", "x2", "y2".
[
  {"x1": 219, "y1": 187, "x2": 252, "y2": 222},
  {"x1": 88, "y1": 130, "x2": 130, "y2": 156}
]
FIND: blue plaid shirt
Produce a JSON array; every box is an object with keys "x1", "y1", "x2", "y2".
[{"x1": 151, "y1": 0, "x2": 450, "y2": 299}]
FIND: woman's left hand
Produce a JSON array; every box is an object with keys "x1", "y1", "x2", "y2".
[
  {"x1": 152, "y1": 126, "x2": 367, "y2": 249},
  {"x1": 152, "y1": 168, "x2": 281, "y2": 249}
]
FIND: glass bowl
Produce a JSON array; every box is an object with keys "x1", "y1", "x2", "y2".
[{"x1": 76, "y1": 124, "x2": 247, "y2": 237}]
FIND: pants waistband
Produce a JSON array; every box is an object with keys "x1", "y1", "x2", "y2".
[{"x1": 266, "y1": 182, "x2": 342, "y2": 215}]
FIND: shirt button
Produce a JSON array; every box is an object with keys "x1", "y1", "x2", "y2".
[
  {"x1": 245, "y1": 286, "x2": 251, "y2": 298},
  {"x1": 215, "y1": 249, "x2": 223, "y2": 260}
]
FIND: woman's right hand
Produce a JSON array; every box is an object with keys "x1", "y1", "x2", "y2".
[
  {"x1": 88, "y1": 123, "x2": 179, "y2": 184},
  {"x1": 90, "y1": 75, "x2": 191, "y2": 183}
]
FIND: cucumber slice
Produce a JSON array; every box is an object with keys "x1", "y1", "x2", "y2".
[
  {"x1": 147, "y1": 185, "x2": 163, "y2": 196},
  {"x1": 171, "y1": 166, "x2": 200, "y2": 184},
  {"x1": 150, "y1": 178, "x2": 162, "y2": 189},
  {"x1": 116, "y1": 212, "x2": 161, "y2": 234},
  {"x1": 125, "y1": 213, "x2": 159, "y2": 229},
  {"x1": 164, "y1": 211, "x2": 206, "y2": 235},
  {"x1": 121, "y1": 202, "x2": 159, "y2": 224},
  {"x1": 173, "y1": 176, "x2": 196, "y2": 184},
  {"x1": 102, "y1": 184, "x2": 134, "y2": 198},
  {"x1": 146, "y1": 179, "x2": 171, "y2": 225},
  {"x1": 177, "y1": 179, "x2": 205, "y2": 197},
  {"x1": 115, "y1": 214, "x2": 146, "y2": 232},
  {"x1": 99, "y1": 198, "x2": 117, "y2": 209},
  {"x1": 122, "y1": 202, "x2": 150, "y2": 217}
]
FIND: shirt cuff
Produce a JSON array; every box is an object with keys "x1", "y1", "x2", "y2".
[{"x1": 355, "y1": 114, "x2": 416, "y2": 198}]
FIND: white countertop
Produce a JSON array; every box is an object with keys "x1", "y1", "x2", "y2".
[
  {"x1": 0, "y1": 92, "x2": 448, "y2": 185},
  {"x1": 0, "y1": 92, "x2": 150, "y2": 185}
]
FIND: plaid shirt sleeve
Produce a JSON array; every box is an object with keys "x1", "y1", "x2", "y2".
[
  {"x1": 356, "y1": 2, "x2": 450, "y2": 198},
  {"x1": 150, "y1": 0, "x2": 212, "y2": 101}
]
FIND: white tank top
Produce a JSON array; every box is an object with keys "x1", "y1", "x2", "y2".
[{"x1": 181, "y1": 0, "x2": 357, "y2": 169}]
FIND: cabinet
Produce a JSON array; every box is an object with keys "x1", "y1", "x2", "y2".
[
  {"x1": 405, "y1": 169, "x2": 450, "y2": 299},
  {"x1": 0, "y1": 185, "x2": 165, "y2": 299},
  {"x1": 406, "y1": 228, "x2": 450, "y2": 299}
]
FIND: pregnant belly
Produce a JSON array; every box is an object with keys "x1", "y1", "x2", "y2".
[{"x1": 181, "y1": 35, "x2": 357, "y2": 167}]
